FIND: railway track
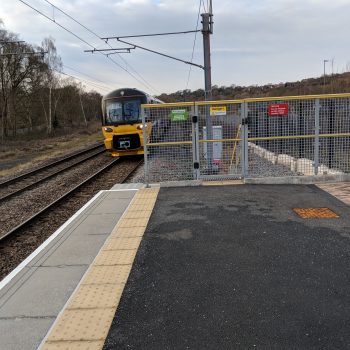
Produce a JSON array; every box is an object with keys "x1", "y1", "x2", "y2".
[
  {"x1": 0, "y1": 143, "x2": 104, "y2": 201},
  {"x1": 0, "y1": 156, "x2": 142, "y2": 280}
]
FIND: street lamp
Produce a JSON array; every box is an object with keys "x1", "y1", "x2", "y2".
[{"x1": 323, "y1": 59, "x2": 329, "y2": 93}]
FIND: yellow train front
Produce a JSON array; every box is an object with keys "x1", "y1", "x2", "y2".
[{"x1": 101, "y1": 88, "x2": 161, "y2": 157}]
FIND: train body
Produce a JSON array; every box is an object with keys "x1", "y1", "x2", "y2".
[{"x1": 101, "y1": 88, "x2": 162, "y2": 157}]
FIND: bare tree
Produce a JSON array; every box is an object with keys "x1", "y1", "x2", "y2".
[
  {"x1": 0, "y1": 22, "x2": 102, "y2": 141},
  {"x1": 41, "y1": 37, "x2": 62, "y2": 134},
  {"x1": 0, "y1": 29, "x2": 44, "y2": 138}
]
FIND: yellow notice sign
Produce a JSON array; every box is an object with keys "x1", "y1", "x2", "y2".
[{"x1": 210, "y1": 106, "x2": 227, "y2": 116}]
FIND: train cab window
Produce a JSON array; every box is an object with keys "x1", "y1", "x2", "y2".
[
  {"x1": 124, "y1": 100, "x2": 140, "y2": 121},
  {"x1": 106, "y1": 101, "x2": 123, "y2": 123}
]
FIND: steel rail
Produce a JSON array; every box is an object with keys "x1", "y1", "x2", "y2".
[
  {"x1": 0, "y1": 143, "x2": 104, "y2": 188},
  {"x1": 119, "y1": 159, "x2": 143, "y2": 183},
  {"x1": 0, "y1": 149, "x2": 106, "y2": 202},
  {"x1": 0, "y1": 157, "x2": 122, "y2": 242}
]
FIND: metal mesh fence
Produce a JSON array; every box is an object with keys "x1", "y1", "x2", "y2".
[
  {"x1": 142, "y1": 103, "x2": 195, "y2": 183},
  {"x1": 142, "y1": 94, "x2": 350, "y2": 184},
  {"x1": 247, "y1": 98, "x2": 316, "y2": 177},
  {"x1": 247, "y1": 97, "x2": 350, "y2": 177},
  {"x1": 319, "y1": 98, "x2": 350, "y2": 174},
  {"x1": 197, "y1": 101, "x2": 243, "y2": 179}
]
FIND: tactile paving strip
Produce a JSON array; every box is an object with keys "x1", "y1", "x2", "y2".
[
  {"x1": 82, "y1": 265, "x2": 131, "y2": 285},
  {"x1": 41, "y1": 188, "x2": 159, "y2": 350},
  {"x1": 123, "y1": 210, "x2": 153, "y2": 219},
  {"x1": 46, "y1": 308, "x2": 115, "y2": 341},
  {"x1": 117, "y1": 217, "x2": 150, "y2": 228},
  {"x1": 102, "y1": 236, "x2": 142, "y2": 250},
  {"x1": 67, "y1": 284, "x2": 125, "y2": 309},
  {"x1": 293, "y1": 207, "x2": 340, "y2": 218},
  {"x1": 110, "y1": 226, "x2": 146, "y2": 238},
  {"x1": 94, "y1": 249, "x2": 137, "y2": 266},
  {"x1": 41, "y1": 340, "x2": 104, "y2": 350}
]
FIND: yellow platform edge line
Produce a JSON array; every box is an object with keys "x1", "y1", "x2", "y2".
[
  {"x1": 203, "y1": 180, "x2": 244, "y2": 186},
  {"x1": 40, "y1": 188, "x2": 159, "y2": 350}
]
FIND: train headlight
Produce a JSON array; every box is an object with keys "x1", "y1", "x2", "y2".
[
  {"x1": 137, "y1": 124, "x2": 147, "y2": 130},
  {"x1": 104, "y1": 127, "x2": 113, "y2": 132}
]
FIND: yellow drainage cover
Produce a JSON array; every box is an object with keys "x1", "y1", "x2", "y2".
[{"x1": 293, "y1": 208, "x2": 340, "y2": 219}]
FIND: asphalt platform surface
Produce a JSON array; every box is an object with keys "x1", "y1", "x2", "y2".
[{"x1": 104, "y1": 185, "x2": 350, "y2": 350}]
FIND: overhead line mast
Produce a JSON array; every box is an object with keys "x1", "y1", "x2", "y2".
[
  {"x1": 202, "y1": 0, "x2": 214, "y2": 171},
  {"x1": 202, "y1": 0, "x2": 213, "y2": 101}
]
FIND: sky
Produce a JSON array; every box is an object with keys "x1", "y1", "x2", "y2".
[{"x1": 1, "y1": 0, "x2": 350, "y2": 96}]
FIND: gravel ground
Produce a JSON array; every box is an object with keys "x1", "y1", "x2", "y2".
[
  {"x1": 127, "y1": 156, "x2": 193, "y2": 183},
  {"x1": 0, "y1": 157, "x2": 141, "y2": 280},
  {"x1": 248, "y1": 151, "x2": 299, "y2": 177},
  {"x1": 128, "y1": 147, "x2": 298, "y2": 184},
  {"x1": 0, "y1": 146, "x2": 104, "y2": 199},
  {"x1": 0, "y1": 152, "x2": 113, "y2": 237},
  {"x1": 0, "y1": 142, "x2": 102, "y2": 182}
]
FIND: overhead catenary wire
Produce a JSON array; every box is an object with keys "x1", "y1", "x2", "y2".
[
  {"x1": 62, "y1": 64, "x2": 119, "y2": 88},
  {"x1": 57, "y1": 70, "x2": 112, "y2": 92},
  {"x1": 18, "y1": 0, "x2": 158, "y2": 94},
  {"x1": 185, "y1": 0, "x2": 203, "y2": 91},
  {"x1": 41, "y1": 0, "x2": 158, "y2": 93}
]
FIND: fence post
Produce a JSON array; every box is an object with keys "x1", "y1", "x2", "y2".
[
  {"x1": 314, "y1": 99, "x2": 320, "y2": 175},
  {"x1": 192, "y1": 104, "x2": 200, "y2": 180},
  {"x1": 241, "y1": 102, "x2": 249, "y2": 177},
  {"x1": 142, "y1": 106, "x2": 149, "y2": 187}
]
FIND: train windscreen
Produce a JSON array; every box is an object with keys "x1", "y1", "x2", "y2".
[{"x1": 105, "y1": 99, "x2": 141, "y2": 124}]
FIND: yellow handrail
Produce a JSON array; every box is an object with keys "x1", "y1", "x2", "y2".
[{"x1": 142, "y1": 92, "x2": 350, "y2": 108}]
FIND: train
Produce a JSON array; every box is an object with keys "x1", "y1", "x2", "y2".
[{"x1": 101, "y1": 88, "x2": 162, "y2": 157}]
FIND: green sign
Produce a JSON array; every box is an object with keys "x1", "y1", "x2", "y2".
[{"x1": 171, "y1": 109, "x2": 188, "y2": 122}]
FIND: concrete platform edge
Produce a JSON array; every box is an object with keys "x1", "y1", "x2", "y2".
[
  {"x1": 38, "y1": 188, "x2": 159, "y2": 349},
  {"x1": 244, "y1": 174, "x2": 350, "y2": 184},
  {"x1": 148, "y1": 174, "x2": 350, "y2": 188},
  {"x1": 0, "y1": 190, "x2": 105, "y2": 291}
]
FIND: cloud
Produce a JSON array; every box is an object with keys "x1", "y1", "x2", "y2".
[{"x1": 1, "y1": 0, "x2": 350, "y2": 94}]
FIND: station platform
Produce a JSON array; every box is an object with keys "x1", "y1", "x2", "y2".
[{"x1": 0, "y1": 182, "x2": 350, "y2": 349}]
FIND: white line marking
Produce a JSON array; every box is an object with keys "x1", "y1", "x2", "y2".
[
  {"x1": 0, "y1": 190, "x2": 106, "y2": 291},
  {"x1": 108, "y1": 189, "x2": 141, "y2": 191}
]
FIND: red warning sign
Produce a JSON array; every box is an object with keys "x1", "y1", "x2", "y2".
[{"x1": 268, "y1": 103, "x2": 289, "y2": 116}]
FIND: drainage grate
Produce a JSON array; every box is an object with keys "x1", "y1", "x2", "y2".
[{"x1": 293, "y1": 208, "x2": 340, "y2": 219}]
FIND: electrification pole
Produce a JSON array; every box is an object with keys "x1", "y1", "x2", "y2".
[
  {"x1": 202, "y1": 2, "x2": 213, "y2": 101},
  {"x1": 202, "y1": 1, "x2": 214, "y2": 171}
]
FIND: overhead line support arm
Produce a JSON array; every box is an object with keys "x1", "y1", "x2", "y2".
[
  {"x1": 116, "y1": 38, "x2": 204, "y2": 69},
  {"x1": 102, "y1": 30, "x2": 201, "y2": 41}
]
